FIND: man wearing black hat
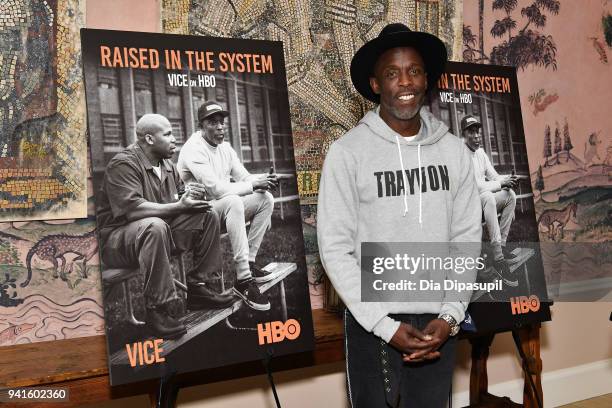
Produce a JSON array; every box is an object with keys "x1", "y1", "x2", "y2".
[
  {"x1": 461, "y1": 114, "x2": 519, "y2": 285},
  {"x1": 178, "y1": 101, "x2": 277, "y2": 312},
  {"x1": 97, "y1": 113, "x2": 235, "y2": 340},
  {"x1": 318, "y1": 24, "x2": 482, "y2": 406}
]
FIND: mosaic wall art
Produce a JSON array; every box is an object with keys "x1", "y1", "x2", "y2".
[{"x1": 0, "y1": 0, "x2": 87, "y2": 221}]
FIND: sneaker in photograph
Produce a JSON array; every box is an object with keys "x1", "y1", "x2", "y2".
[
  {"x1": 250, "y1": 262, "x2": 277, "y2": 284},
  {"x1": 233, "y1": 278, "x2": 271, "y2": 311},
  {"x1": 492, "y1": 258, "x2": 519, "y2": 287},
  {"x1": 502, "y1": 246, "x2": 519, "y2": 264}
]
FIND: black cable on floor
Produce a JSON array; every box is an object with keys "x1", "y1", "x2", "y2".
[{"x1": 263, "y1": 348, "x2": 282, "y2": 408}]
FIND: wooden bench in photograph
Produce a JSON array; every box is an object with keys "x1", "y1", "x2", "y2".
[{"x1": 108, "y1": 262, "x2": 297, "y2": 366}]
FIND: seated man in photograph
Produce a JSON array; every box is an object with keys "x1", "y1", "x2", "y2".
[
  {"x1": 178, "y1": 101, "x2": 278, "y2": 312},
  {"x1": 461, "y1": 115, "x2": 519, "y2": 286},
  {"x1": 97, "y1": 113, "x2": 235, "y2": 340}
]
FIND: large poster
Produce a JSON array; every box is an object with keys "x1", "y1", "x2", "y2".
[
  {"x1": 81, "y1": 29, "x2": 314, "y2": 386},
  {"x1": 429, "y1": 61, "x2": 551, "y2": 332},
  {"x1": 0, "y1": 0, "x2": 88, "y2": 221}
]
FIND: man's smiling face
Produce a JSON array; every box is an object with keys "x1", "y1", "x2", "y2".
[{"x1": 369, "y1": 47, "x2": 428, "y2": 126}]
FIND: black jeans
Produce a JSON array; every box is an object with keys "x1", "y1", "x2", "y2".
[{"x1": 344, "y1": 310, "x2": 457, "y2": 408}]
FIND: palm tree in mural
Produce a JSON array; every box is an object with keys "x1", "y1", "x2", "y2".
[
  {"x1": 489, "y1": 0, "x2": 560, "y2": 70},
  {"x1": 490, "y1": 0, "x2": 517, "y2": 41},
  {"x1": 491, "y1": 16, "x2": 517, "y2": 40},
  {"x1": 463, "y1": 25, "x2": 477, "y2": 62},
  {"x1": 479, "y1": 0, "x2": 485, "y2": 57},
  {"x1": 463, "y1": 25, "x2": 488, "y2": 62}
]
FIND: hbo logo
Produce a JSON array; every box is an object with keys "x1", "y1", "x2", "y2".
[{"x1": 257, "y1": 319, "x2": 301, "y2": 345}]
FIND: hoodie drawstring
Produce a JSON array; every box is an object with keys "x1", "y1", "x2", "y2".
[
  {"x1": 417, "y1": 143, "x2": 422, "y2": 226},
  {"x1": 394, "y1": 135, "x2": 423, "y2": 226},
  {"x1": 394, "y1": 135, "x2": 409, "y2": 217}
]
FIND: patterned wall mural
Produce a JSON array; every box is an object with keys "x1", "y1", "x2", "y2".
[
  {"x1": 0, "y1": 0, "x2": 88, "y2": 222},
  {"x1": 463, "y1": 0, "x2": 611, "y2": 299},
  {"x1": 161, "y1": 0, "x2": 464, "y2": 309},
  {"x1": 0, "y1": 0, "x2": 102, "y2": 348},
  {"x1": 0, "y1": 216, "x2": 103, "y2": 347}
]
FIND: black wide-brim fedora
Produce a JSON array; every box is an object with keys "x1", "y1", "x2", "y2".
[{"x1": 350, "y1": 23, "x2": 448, "y2": 103}]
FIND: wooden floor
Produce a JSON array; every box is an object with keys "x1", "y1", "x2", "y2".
[{"x1": 559, "y1": 393, "x2": 612, "y2": 407}]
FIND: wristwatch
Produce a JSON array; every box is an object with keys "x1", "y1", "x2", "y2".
[{"x1": 438, "y1": 313, "x2": 460, "y2": 336}]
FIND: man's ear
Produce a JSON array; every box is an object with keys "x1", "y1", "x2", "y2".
[
  {"x1": 369, "y1": 76, "x2": 380, "y2": 95},
  {"x1": 145, "y1": 134, "x2": 154, "y2": 145}
]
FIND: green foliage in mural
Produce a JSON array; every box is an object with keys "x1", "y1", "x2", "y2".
[
  {"x1": 543, "y1": 124, "x2": 552, "y2": 164},
  {"x1": 0, "y1": 272, "x2": 23, "y2": 307},
  {"x1": 463, "y1": 25, "x2": 489, "y2": 62},
  {"x1": 603, "y1": 13, "x2": 612, "y2": 47},
  {"x1": 489, "y1": 0, "x2": 560, "y2": 70},
  {"x1": 535, "y1": 165, "x2": 544, "y2": 194},
  {"x1": 0, "y1": 239, "x2": 21, "y2": 266}
]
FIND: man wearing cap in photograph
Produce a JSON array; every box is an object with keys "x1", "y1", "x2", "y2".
[
  {"x1": 97, "y1": 113, "x2": 236, "y2": 340},
  {"x1": 318, "y1": 23, "x2": 481, "y2": 406},
  {"x1": 178, "y1": 101, "x2": 278, "y2": 312},
  {"x1": 461, "y1": 114, "x2": 519, "y2": 285}
]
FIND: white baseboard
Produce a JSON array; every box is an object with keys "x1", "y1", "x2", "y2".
[{"x1": 452, "y1": 359, "x2": 612, "y2": 407}]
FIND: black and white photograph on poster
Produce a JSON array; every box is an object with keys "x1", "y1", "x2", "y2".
[
  {"x1": 429, "y1": 62, "x2": 551, "y2": 333},
  {"x1": 81, "y1": 29, "x2": 314, "y2": 386}
]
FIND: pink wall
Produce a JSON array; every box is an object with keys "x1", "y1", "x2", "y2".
[{"x1": 87, "y1": 0, "x2": 160, "y2": 32}]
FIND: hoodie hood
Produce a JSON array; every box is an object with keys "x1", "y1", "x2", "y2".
[{"x1": 358, "y1": 106, "x2": 449, "y2": 146}]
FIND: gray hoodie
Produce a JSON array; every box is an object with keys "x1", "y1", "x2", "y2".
[{"x1": 317, "y1": 107, "x2": 482, "y2": 343}]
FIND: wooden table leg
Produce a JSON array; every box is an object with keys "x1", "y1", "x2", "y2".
[
  {"x1": 516, "y1": 324, "x2": 543, "y2": 408},
  {"x1": 469, "y1": 333, "x2": 496, "y2": 406},
  {"x1": 467, "y1": 333, "x2": 522, "y2": 407}
]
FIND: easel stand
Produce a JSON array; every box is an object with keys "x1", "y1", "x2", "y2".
[
  {"x1": 150, "y1": 372, "x2": 179, "y2": 408},
  {"x1": 147, "y1": 352, "x2": 283, "y2": 408},
  {"x1": 467, "y1": 323, "x2": 543, "y2": 408}
]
